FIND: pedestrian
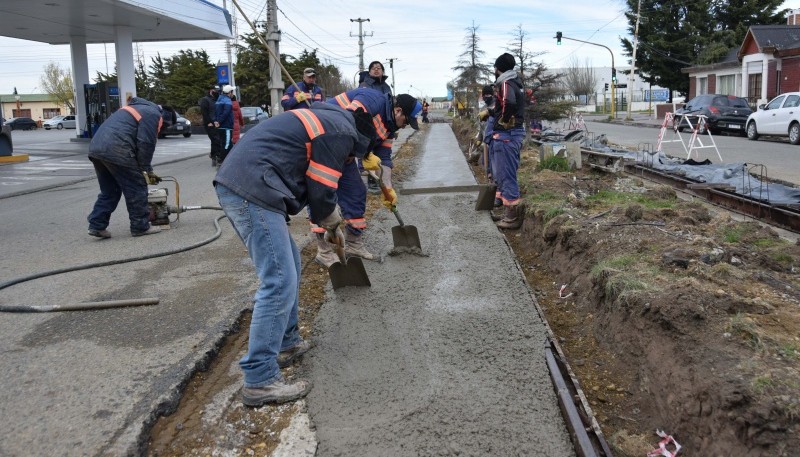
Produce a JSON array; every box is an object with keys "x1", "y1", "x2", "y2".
[
  {"x1": 231, "y1": 93, "x2": 245, "y2": 144},
  {"x1": 358, "y1": 60, "x2": 393, "y2": 192},
  {"x1": 359, "y1": 60, "x2": 393, "y2": 97},
  {"x1": 213, "y1": 102, "x2": 376, "y2": 407},
  {"x1": 311, "y1": 89, "x2": 420, "y2": 267},
  {"x1": 86, "y1": 97, "x2": 163, "y2": 238},
  {"x1": 199, "y1": 85, "x2": 221, "y2": 166},
  {"x1": 488, "y1": 52, "x2": 526, "y2": 229},
  {"x1": 213, "y1": 85, "x2": 235, "y2": 165},
  {"x1": 421, "y1": 99, "x2": 430, "y2": 123},
  {"x1": 281, "y1": 68, "x2": 325, "y2": 111}
]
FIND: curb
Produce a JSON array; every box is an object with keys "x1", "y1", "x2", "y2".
[{"x1": 0, "y1": 154, "x2": 29, "y2": 163}]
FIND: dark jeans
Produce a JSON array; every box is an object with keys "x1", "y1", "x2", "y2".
[
  {"x1": 205, "y1": 125, "x2": 221, "y2": 160},
  {"x1": 87, "y1": 158, "x2": 151, "y2": 233}
]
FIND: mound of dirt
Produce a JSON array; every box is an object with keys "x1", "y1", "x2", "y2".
[{"x1": 453, "y1": 119, "x2": 800, "y2": 456}]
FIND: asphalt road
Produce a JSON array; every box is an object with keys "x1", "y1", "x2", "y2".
[{"x1": 580, "y1": 118, "x2": 800, "y2": 185}]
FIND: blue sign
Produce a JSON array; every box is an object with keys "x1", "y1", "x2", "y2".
[
  {"x1": 447, "y1": 87, "x2": 453, "y2": 101},
  {"x1": 217, "y1": 64, "x2": 230, "y2": 85},
  {"x1": 646, "y1": 89, "x2": 669, "y2": 102}
]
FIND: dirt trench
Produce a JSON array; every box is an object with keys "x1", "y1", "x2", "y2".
[{"x1": 453, "y1": 118, "x2": 800, "y2": 456}]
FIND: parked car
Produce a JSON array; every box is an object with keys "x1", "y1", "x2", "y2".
[
  {"x1": 159, "y1": 113, "x2": 192, "y2": 138},
  {"x1": 5, "y1": 117, "x2": 38, "y2": 131},
  {"x1": 0, "y1": 119, "x2": 12, "y2": 156},
  {"x1": 43, "y1": 115, "x2": 76, "y2": 130},
  {"x1": 745, "y1": 92, "x2": 800, "y2": 144},
  {"x1": 240, "y1": 106, "x2": 269, "y2": 124},
  {"x1": 674, "y1": 94, "x2": 751, "y2": 135}
]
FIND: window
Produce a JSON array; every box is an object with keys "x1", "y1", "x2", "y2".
[
  {"x1": 43, "y1": 108, "x2": 61, "y2": 119},
  {"x1": 748, "y1": 73, "x2": 762, "y2": 106},
  {"x1": 784, "y1": 95, "x2": 800, "y2": 108},
  {"x1": 12, "y1": 109, "x2": 31, "y2": 118},
  {"x1": 697, "y1": 77, "x2": 708, "y2": 95},
  {"x1": 766, "y1": 95, "x2": 784, "y2": 110},
  {"x1": 718, "y1": 75, "x2": 736, "y2": 95}
]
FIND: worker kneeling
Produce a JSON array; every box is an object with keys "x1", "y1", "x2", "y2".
[{"x1": 213, "y1": 103, "x2": 375, "y2": 407}]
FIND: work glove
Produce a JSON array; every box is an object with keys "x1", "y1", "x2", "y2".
[
  {"x1": 144, "y1": 170, "x2": 162, "y2": 185},
  {"x1": 497, "y1": 116, "x2": 516, "y2": 130},
  {"x1": 294, "y1": 92, "x2": 309, "y2": 103},
  {"x1": 361, "y1": 153, "x2": 381, "y2": 171},
  {"x1": 478, "y1": 109, "x2": 490, "y2": 122},
  {"x1": 472, "y1": 137, "x2": 483, "y2": 149},
  {"x1": 381, "y1": 187, "x2": 398, "y2": 210},
  {"x1": 318, "y1": 207, "x2": 344, "y2": 245}
]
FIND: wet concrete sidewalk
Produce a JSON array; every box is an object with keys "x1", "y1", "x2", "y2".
[{"x1": 301, "y1": 124, "x2": 575, "y2": 455}]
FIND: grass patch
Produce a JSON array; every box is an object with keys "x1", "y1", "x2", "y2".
[
  {"x1": 779, "y1": 343, "x2": 800, "y2": 361},
  {"x1": 543, "y1": 207, "x2": 566, "y2": 223},
  {"x1": 537, "y1": 156, "x2": 571, "y2": 172},
  {"x1": 591, "y1": 255, "x2": 640, "y2": 279},
  {"x1": 727, "y1": 313, "x2": 764, "y2": 351},
  {"x1": 752, "y1": 375, "x2": 774, "y2": 393},
  {"x1": 753, "y1": 238, "x2": 782, "y2": 248},
  {"x1": 587, "y1": 189, "x2": 674, "y2": 209},
  {"x1": 771, "y1": 252, "x2": 794, "y2": 264}
]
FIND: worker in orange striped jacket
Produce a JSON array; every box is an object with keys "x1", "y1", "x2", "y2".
[{"x1": 213, "y1": 102, "x2": 375, "y2": 408}]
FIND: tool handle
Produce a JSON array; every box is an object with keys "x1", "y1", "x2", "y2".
[
  {"x1": 367, "y1": 170, "x2": 403, "y2": 225},
  {"x1": 333, "y1": 242, "x2": 347, "y2": 266}
]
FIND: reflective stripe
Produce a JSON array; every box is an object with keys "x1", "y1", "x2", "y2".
[
  {"x1": 120, "y1": 105, "x2": 142, "y2": 122},
  {"x1": 380, "y1": 140, "x2": 393, "y2": 148},
  {"x1": 347, "y1": 100, "x2": 367, "y2": 112},
  {"x1": 307, "y1": 160, "x2": 341, "y2": 188},
  {"x1": 333, "y1": 93, "x2": 351, "y2": 108},
  {"x1": 346, "y1": 218, "x2": 367, "y2": 229},
  {"x1": 372, "y1": 115, "x2": 390, "y2": 140},
  {"x1": 501, "y1": 197, "x2": 521, "y2": 206},
  {"x1": 309, "y1": 221, "x2": 326, "y2": 233},
  {"x1": 281, "y1": 94, "x2": 290, "y2": 100},
  {"x1": 289, "y1": 109, "x2": 325, "y2": 139}
]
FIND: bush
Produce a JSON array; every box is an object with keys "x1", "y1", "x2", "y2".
[
  {"x1": 184, "y1": 106, "x2": 202, "y2": 125},
  {"x1": 537, "y1": 156, "x2": 570, "y2": 172}
]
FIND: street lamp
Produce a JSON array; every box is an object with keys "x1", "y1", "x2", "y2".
[{"x1": 13, "y1": 87, "x2": 20, "y2": 117}]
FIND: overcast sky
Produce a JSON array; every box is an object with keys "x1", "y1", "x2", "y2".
[{"x1": 0, "y1": 0, "x2": 796, "y2": 101}]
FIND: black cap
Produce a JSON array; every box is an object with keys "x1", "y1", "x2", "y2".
[
  {"x1": 395, "y1": 94, "x2": 422, "y2": 130},
  {"x1": 494, "y1": 53, "x2": 516, "y2": 72},
  {"x1": 368, "y1": 61, "x2": 385, "y2": 72}
]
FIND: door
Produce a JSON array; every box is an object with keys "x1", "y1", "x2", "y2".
[
  {"x1": 760, "y1": 95, "x2": 785, "y2": 135},
  {"x1": 771, "y1": 95, "x2": 800, "y2": 136}
]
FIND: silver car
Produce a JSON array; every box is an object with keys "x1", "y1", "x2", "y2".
[{"x1": 43, "y1": 115, "x2": 76, "y2": 130}]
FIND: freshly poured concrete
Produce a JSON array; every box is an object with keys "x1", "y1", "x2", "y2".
[{"x1": 303, "y1": 124, "x2": 575, "y2": 455}]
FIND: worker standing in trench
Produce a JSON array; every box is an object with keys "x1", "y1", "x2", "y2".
[
  {"x1": 213, "y1": 103, "x2": 376, "y2": 407},
  {"x1": 489, "y1": 52, "x2": 526, "y2": 229},
  {"x1": 310, "y1": 88, "x2": 421, "y2": 267}
]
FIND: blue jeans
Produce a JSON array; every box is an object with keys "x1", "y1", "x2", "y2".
[
  {"x1": 215, "y1": 184, "x2": 302, "y2": 387},
  {"x1": 87, "y1": 158, "x2": 151, "y2": 233},
  {"x1": 490, "y1": 128, "x2": 525, "y2": 204}
]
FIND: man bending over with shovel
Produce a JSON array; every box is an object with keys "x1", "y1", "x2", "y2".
[
  {"x1": 213, "y1": 103, "x2": 376, "y2": 407},
  {"x1": 309, "y1": 89, "x2": 421, "y2": 267}
]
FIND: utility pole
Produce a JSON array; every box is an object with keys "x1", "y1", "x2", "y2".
[
  {"x1": 387, "y1": 57, "x2": 398, "y2": 93},
  {"x1": 626, "y1": 0, "x2": 642, "y2": 121},
  {"x1": 266, "y1": 0, "x2": 284, "y2": 115},
  {"x1": 223, "y1": 0, "x2": 236, "y2": 91},
  {"x1": 350, "y1": 18, "x2": 372, "y2": 71}
]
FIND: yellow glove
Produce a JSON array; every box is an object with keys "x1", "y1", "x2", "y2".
[
  {"x1": 381, "y1": 187, "x2": 397, "y2": 210},
  {"x1": 361, "y1": 153, "x2": 381, "y2": 171},
  {"x1": 479, "y1": 109, "x2": 490, "y2": 122},
  {"x1": 497, "y1": 117, "x2": 515, "y2": 130},
  {"x1": 144, "y1": 170, "x2": 162, "y2": 185},
  {"x1": 294, "y1": 92, "x2": 309, "y2": 103}
]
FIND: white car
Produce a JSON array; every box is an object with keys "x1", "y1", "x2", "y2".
[
  {"x1": 43, "y1": 115, "x2": 76, "y2": 130},
  {"x1": 746, "y1": 92, "x2": 800, "y2": 144}
]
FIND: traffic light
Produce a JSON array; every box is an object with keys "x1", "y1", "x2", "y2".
[
  {"x1": 556, "y1": 31, "x2": 562, "y2": 45},
  {"x1": 604, "y1": 83, "x2": 609, "y2": 91},
  {"x1": 611, "y1": 68, "x2": 617, "y2": 82}
]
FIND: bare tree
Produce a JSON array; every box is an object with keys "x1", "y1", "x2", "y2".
[
  {"x1": 506, "y1": 24, "x2": 546, "y2": 88},
  {"x1": 40, "y1": 62, "x2": 75, "y2": 113},
  {"x1": 561, "y1": 57, "x2": 598, "y2": 104},
  {"x1": 451, "y1": 22, "x2": 492, "y2": 116}
]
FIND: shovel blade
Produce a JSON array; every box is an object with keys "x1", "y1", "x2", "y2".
[
  {"x1": 474, "y1": 184, "x2": 497, "y2": 211},
  {"x1": 391, "y1": 225, "x2": 422, "y2": 249},
  {"x1": 328, "y1": 256, "x2": 371, "y2": 290}
]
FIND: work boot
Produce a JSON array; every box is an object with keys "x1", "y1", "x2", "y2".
[
  {"x1": 241, "y1": 379, "x2": 312, "y2": 407},
  {"x1": 345, "y1": 231, "x2": 377, "y2": 261},
  {"x1": 496, "y1": 204, "x2": 524, "y2": 230},
  {"x1": 132, "y1": 225, "x2": 162, "y2": 237},
  {"x1": 314, "y1": 233, "x2": 338, "y2": 268},
  {"x1": 490, "y1": 209, "x2": 503, "y2": 222},
  {"x1": 88, "y1": 228, "x2": 111, "y2": 239},
  {"x1": 278, "y1": 340, "x2": 313, "y2": 368}
]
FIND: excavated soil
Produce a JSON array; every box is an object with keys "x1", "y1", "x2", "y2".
[{"x1": 453, "y1": 118, "x2": 800, "y2": 456}]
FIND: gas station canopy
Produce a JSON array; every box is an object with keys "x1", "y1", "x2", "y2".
[{"x1": 0, "y1": 0, "x2": 232, "y2": 44}]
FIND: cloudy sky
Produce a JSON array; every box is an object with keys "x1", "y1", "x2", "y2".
[{"x1": 0, "y1": 0, "x2": 796, "y2": 100}]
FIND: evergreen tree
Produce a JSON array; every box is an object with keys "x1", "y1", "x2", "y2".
[
  {"x1": 452, "y1": 22, "x2": 493, "y2": 116},
  {"x1": 621, "y1": 0, "x2": 787, "y2": 96},
  {"x1": 161, "y1": 49, "x2": 216, "y2": 111}
]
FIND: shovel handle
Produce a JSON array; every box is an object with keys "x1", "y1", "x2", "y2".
[
  {"x1": 367, "y1": 170, "x2": 404, "y2": 226},
  {"x1": 333, "y1": 242, "x2": 347, "y2": 266}
]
